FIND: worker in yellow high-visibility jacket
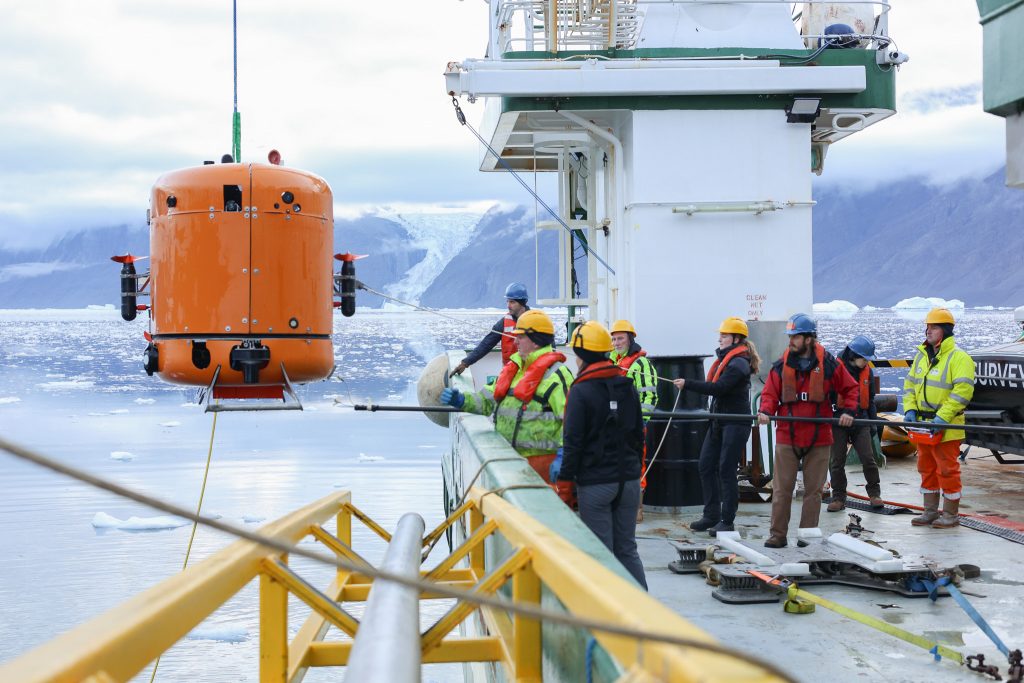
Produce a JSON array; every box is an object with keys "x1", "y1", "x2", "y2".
[{"x1": 902, "y1": 308, "x2": 975, "y2": 529}]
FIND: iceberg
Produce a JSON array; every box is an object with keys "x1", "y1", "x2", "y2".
[
  {"x1": 91, "y1": 512, "x2": 189, "y2": 531},
  {"x1": 812, "y1": 300, "x2": 858, "y2": 320},
  {"x1": 186, "y1": 625, "x2": 250, "y2": 643},
  {"x1": 893, "y1": 296, "x2": 966, "y2": 310},
  {"x1": 109, "y1": 451, "x2": 135, "y2": 461}
]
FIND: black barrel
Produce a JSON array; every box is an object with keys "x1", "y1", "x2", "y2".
[{"x1": 643, "y1": 355, "x2": 709, "y2": 507}]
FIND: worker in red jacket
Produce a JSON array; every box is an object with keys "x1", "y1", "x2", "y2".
[{"x1": 758, "y1": 313, "x2": 859, "y2": 548}]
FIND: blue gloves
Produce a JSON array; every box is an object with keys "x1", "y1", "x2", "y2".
[
  {"x1": 931, "y1": 415, "x2": 947, "y2": 434},
  {"x1": 440, "y1": 387, "x2": 465, "y2": 409},
  {"x1": 904, "y1": 410, "x2": 917, "y2": 424},
  {"x1": 549, "y1": 447, "x2": 563, "y2": 482}
]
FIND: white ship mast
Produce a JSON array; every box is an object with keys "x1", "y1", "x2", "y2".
[{"x1": 447, "y1": 0, "x2": 903, "y2": 356}]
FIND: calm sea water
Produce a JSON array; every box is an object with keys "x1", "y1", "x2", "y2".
[{"x1": 0, "y1": 307, "x2": 1017, "y2": 680}]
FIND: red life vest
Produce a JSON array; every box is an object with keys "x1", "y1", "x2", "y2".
[
  {"x1": 706, "y1": 346, "x2": 749, "y2": 382},
  {"x1": 493, "y1": 351, "x2": 567, "y2": 404},
  {"x1": 575, "y1": 359, "x2": 625, "y2": 385},
  {"x1": 616, "y1": 349, "x2": 646, "y2": 371},
  {"x1": 856, "y1": 364, "x2": 871, "y2": 410},
  {"x1": 500, "y1": 315, "x2": 516, "y2": 364},
  {"x1": 781, "y1": 343, "x2": 826, "y2": 404}
]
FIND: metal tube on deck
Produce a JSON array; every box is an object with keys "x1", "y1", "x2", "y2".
[{"x1": 345, "y1": 512, "x2": 425, "y2": 682}]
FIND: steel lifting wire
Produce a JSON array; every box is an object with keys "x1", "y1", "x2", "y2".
[
  {"x1": 450, "y1": 96, "x2": 616, "y2": 276},
  {"x1": 0, "y1": 434, "x2": 796, "y2": 683},
  {"x1": 357, "y1": 281, "x2": 518, "y2": 339}
]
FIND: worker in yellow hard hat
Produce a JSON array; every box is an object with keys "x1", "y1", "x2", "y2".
[
  {"x1": 903, "y1": 307, "x2": 975, "y2": 529},
  {"x1": 557, "y1": 321, "x2": 647, "y2": 589},
  {"x1": 441, "y1": 309, "x2": 574, "y2": 483},
  {"x1": 609, "y1": 319, "x2": 659, "y2": 517},
  {"x1": 672, "y1": 317, "x2": 761, "y2": 537}
]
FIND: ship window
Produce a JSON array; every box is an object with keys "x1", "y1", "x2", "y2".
[{"x1": 224, "y1": 185, "x2": 243, "y2": 212}]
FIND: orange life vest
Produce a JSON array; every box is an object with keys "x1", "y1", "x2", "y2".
[
  {"x1": 781, "y1": 343, "x2": 826, "y2": 404},
  {"x1": 706, "y1": 346, "x2": 749, "y2": 382},
  {"x1": 500, "y1": 315, "x2": 516, "y2": 364},
  {"x1": 493, "y1": 351, "x2": 567, "y2": 404},
  {"x1": 616, "y1": 349, "x2": 646, "y2": 371},
  {"x1": 856, "y1": 364, "x2": 871, "y2": 411}
]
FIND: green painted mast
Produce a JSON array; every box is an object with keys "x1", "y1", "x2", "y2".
[
  {"x1": 977, "y1": 0, "x2": 1024, "y2": 187},
  {"x1": 232, "y1": 0, "x2": 241, "y2": 163}
]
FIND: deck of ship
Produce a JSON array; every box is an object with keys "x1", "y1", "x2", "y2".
[{"x1": 637, "y1": 449, "x2": 1024, "y2": 683}]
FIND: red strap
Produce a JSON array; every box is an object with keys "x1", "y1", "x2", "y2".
[
  {"x1": 706, "y1": 347, "x2": 749, "y2": 382},
  {"x1": 781, "y1": 343, "x2": 826, "y2": 403}
]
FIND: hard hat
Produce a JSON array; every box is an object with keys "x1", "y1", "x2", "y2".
[
  {"x1": 924, "y1": 308, "x2": 956, "y2": 325},
  {"x1": 504, "y1": 282, "x2": 529, "y2": 302},
  {"x1": 570, "y1": 321, "x2": 613, "y2": 353},
  {"x1": 512, "y1": 309, "x2": 554, "y2": 336},
  {"x1": 610, "y1": 319, "x2": 637, "y2": 335},
  {"x1": 847, "y1": 334, "x2": 876, "y2": 360},
  {"x1": 719, "y1": 317, "x2": 749, "y2": 337},
  {"x1": 786, "y1": 313, "x2": 817, "y2": 336}
]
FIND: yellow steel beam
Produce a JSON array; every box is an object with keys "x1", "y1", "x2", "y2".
[
  {"x1": 469, "y1": 506, "x2": 486, "y2": 577},
  {"x1": 479, "y1": 602, "x2": 515, "y2": 676},
  {"x1": 343, "y1": 502, "x2": 392, "y2": 542},
  {"x1": 260, "y1": 559, "x2": 360, "y2": 638},
  {"x1": 466, "y1": 487, "x2": 783, "y2": 683},
  {"x1": 512, "y1": 561, "x2": 542, "y2": 682},
  {"x1": 425, "y1": 567, "x2": 475, "y2": 584},
  {"x1": 287, "y1": 571, "x2": 353, "y2": 683},
  {"x1": 421, "y1": 548, "x2": 532, "y2": 654},
  {"x1": 341, "y1": 579, "x2": 477, "y2": 602},
  {"x1": 260, "y1": 555, "x2": 289, "y2": 683},
  {"x1": 0, "y1": 491, "x2": 351, "y2": 683},
  {"x1": 305, "y1": 637, "x2": 504, "y2": 667},
  {"x1": 310, "y1": 525, "x2": 374, "y2": 571},
  {"x1": 424, "y1": 518, "x2": 498, "y2": 582},
  {"x1": 422, "y1": 499, "x2": 474, "y2": 547}
]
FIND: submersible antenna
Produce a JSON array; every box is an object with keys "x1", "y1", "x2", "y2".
[{"x1": 231, "y1": 0, "x2": 241, "y2": 162}]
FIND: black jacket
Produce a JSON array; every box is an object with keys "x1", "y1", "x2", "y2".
[
  {"x1": 559, "y1": 362, "x2": 644, "y2": 486},
  {"x1": 682, "y1": 344, "x2": 752, "y2": 415},
  {"x1": 839, "y1": 348, "x2": 878, "y2": 420}
]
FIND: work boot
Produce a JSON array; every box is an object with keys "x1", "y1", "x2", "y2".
[
  {"x1": 708, "y1": 521, "x2": 734, "y2": 537},
  {"x1": 911, "y1": 493, "x2": 941, "y2": 527},
  {"x1": 931, "y1": 498, "x2": 960, "y2": 529},
  {"x1": 764, "y1": 536, "x2": 788, "y2": 548},
  {"x1": 689, "y1": 517, "x2": 719, "y2": 532},
  {"x1": 869, "y1": 496, "x2": 885, "y2": 509},
  {"x1": 827, "y1": 495, "x2": 846, "y2": 512}
]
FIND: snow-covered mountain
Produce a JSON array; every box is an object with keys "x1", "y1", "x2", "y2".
[{"x1": 1, "y1": 169, "x2": 1022, "y2": 309}]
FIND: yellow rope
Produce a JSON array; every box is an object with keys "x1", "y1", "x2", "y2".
[{"x1": 148, "y1": 406, "x2": 220, "y2": 683}]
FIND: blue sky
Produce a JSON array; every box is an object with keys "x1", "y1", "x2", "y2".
[{"x1": 0, "y1": 0, "x2": 1005, "y2": 248}]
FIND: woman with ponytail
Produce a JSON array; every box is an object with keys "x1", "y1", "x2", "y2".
[{"x1": 673, "y1": 317, "x2": 759, "y2": 536}]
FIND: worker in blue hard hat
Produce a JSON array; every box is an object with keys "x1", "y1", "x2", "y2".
[
  {"x1": 827, "y1": 334, "x2": 884, "y2": 513},
  {"x1": 450, "y1": 282, "x2": 531, "y2": 377},
  {"x1": 758, "y1": 313, "x2": 860, "y2": 548}
]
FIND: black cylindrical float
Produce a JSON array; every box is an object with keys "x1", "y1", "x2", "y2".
[
  {"x1": 120, "y1": 262, "x2": 137, "y2": 321},
  {"x1": 643, "y1": 355, "x2": 709, "y2": 508},
  {"x1": 340, "y1": 260, "x2": 356, "y2": 317}
]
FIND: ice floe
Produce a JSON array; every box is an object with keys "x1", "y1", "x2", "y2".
[
  {"x1": 159, "y1": 420, "x2": 181, "y2": 427},
  {"x1": 91, "y1": 512, "x2": 189, "y2": 531},
  {"x1": 134, "y1": 397, "x2": 156, "y2": 405},
  {"x1": 242, "y1": 514, "x2": 266, "y2": 524},
  {"x1": 893, "y1": 296, "x2": 965, "y2": 310},
  {"x1": 185, "y1": 625, "x2": 250, "y2": 643},
  {"x1": 109, "y1": 451, "x2": 135, "y2": 461},
  {"x1": 357, "y1": 452, "x2": 384, "y2": 462},
  {"x1": 37, "y1": 379, "x2": 96, "y2": 390}
]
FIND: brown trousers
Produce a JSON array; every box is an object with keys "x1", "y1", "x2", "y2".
[{"x1": 770, "y1": 444, "x2": 830, "y2": 540}]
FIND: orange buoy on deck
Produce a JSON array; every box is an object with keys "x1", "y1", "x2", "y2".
[{"x1": 141, "y1": 160, "x2": 336, "y2": 398}]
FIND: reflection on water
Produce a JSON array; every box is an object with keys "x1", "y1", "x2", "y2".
[{"x1": 0, "y1": 307, "x2": 1017, "y2": 680}]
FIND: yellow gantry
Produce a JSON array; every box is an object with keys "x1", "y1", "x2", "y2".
[{"x1": 0, "y1": 489, "x2": 786, "y2": 683}]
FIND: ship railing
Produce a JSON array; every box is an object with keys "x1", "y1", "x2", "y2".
[
  {"x1": 0, "y1": 486, "x2": 788, "y2": 682},
  {"x1": 493, "y1": 0, "x2": 892, "y2": 55}
]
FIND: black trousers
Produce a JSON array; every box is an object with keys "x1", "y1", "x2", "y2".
[
  {"x1": 829, "y1": 425, "x2": 881, "y2": 498},
  {"x1": 697, "y1": 422, "x2": 751, "y2": 524}
]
